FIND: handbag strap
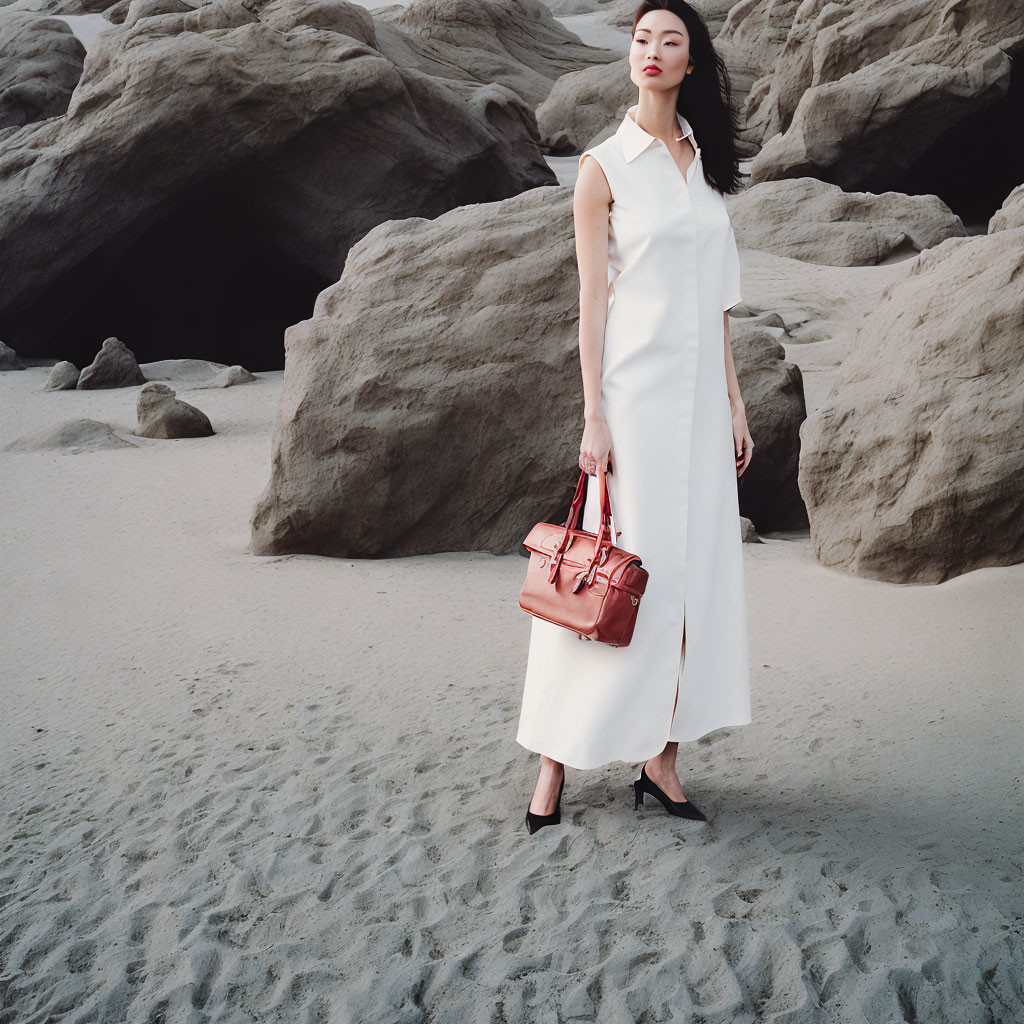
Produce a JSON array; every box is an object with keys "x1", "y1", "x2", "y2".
[
  {"x1": 562, "y1": 469, "x2": 589, "y2": 531},
  {"x1": 582, "y1": 470, "x2": 614, "y2": 584},
  {"x1": 547, "y1": 468, "x2": 614, "y2": 585}
]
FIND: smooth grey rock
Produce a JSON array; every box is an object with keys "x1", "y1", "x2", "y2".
[
  {"x1": 77, "y1": 337, "x2": 146, "y2": 389},
  {"x1": 44, "y1": 360, "x2": 80, "y2": 389},
  {"x1": 798, "y1": 225, "x2": 1024, "y2": 584},
  {"x1": 2, "y1": 417, "x2": 136, "y2": 452},
  {"x1": 134, "y1": 381, "x2": 214, "y2": 438},
  {"x1": 251, "y1": 185, "x2": 805, "y2": 557},
  {"x1": 730, "y1": 177, "x2": 967, "y2": 266},
  {"x1": 0, "y1": 10, "x2": 85, "y2": 130},
  {"x1": 536, "y1": 57, "x2": 635, "y2": 155}
]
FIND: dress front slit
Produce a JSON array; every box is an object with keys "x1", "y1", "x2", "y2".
[{"x1": 669, "y1": 607, "x2": 685, "y2": 735}]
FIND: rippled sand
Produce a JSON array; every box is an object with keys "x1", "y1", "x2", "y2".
[{"x1": 2, "y1": 365, "x2": 1022, "y2": 1022}]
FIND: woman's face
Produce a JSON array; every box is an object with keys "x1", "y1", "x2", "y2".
[{"x1": 630, "y1": 10, "x2": 692, "y2": 92}]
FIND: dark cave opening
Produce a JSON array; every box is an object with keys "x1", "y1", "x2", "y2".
[
  {"x1": 5, "y1": 179, "x2": 333, "y2": 373},
  {"x1": 885, "y1": 56, "x2": 1024, "y2": 228}
]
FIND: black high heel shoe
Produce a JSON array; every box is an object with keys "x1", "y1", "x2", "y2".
[
  {"x1": 525, "y1": 774, "x2": 565, "y2": 835},
  {"x1": 633, "y1": 764, "x2": 707, "y2": 822}
]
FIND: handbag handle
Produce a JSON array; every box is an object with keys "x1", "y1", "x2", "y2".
[
  {"x1": 547, "y1": 468, "x2": 615, "y2": 585},
  {"x1": 581, "y1": 470, "x2": 614, "y2": 585}
]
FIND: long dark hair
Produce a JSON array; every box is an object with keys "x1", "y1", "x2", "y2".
[{"x1": 632, "y1": 0, "x2": 743, "y2": 195}]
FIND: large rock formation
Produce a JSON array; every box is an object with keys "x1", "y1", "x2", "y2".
[
  {"x1": 720, "y1": 0, "x2": 1023, "y2": 216},
  {"x1": 0, "y1": 0, "x2": 570, "y2": 370},
  {"x1": 0, "y1": 10, "x2": 85, "y2": 130},
  {"x1": 251, "y1": 186, "x2": 804, "y2": 557},
  {"x1": 374, "y1": 0, "x2": 618, "y2": 110},
  {"x1": 251, "y1": 187, "x2": 580, "y2": 558},
  {"x1": 697, "y1": 0, "x2": 799, "y2": 157},
  {"x1": 728, "y1": 177, "x2": 966, "y2": 266},
  {"x1": 797, "y1": 225, "x2": 1024, "y2": 584}
]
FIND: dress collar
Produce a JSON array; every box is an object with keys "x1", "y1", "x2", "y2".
[{"x1": 617, "y1": 103, "x2": 696, "y2": 163}]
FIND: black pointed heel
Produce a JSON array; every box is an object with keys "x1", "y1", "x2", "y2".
[
  {"x1": 633, "y1": 764, "x2": 707, "y2": 822},
  {"x1": 525, "y1": 774, "x2": 565, "y2": 835}
]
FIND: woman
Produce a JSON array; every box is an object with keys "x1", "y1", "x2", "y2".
[{"x1": 516, "y1": 0, "x2": 754, "y2": 834}]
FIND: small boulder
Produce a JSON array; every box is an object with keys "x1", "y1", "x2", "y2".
[
  {"x1": 139, "y1": 358, "x2": 230, "y2": 385},
  {"x1": 77, "y1": 337, "x2": 147, "y2": 389},
  {"x1": 0, "y1": 340, "x2": 24, "y2": 370},
  {"x1": 134, "y1": 381, "x2": 214, "y2": 439},
  {"x1": 43, "y1": 361, "x2": 80, "y2": 390},
  {"x1": 740, "y1": 517, "x2": 762, "y2": 543},
  {"x1": 205, "y1": 364, "x2": 258, "y2": 388}
]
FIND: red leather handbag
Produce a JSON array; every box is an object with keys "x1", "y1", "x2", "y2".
[{"x1": 519, "y1": 468, "x2": 649, "y2": 646}]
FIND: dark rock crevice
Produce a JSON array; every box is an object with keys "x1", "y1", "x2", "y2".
[
  {"x1": 3, "y1": 176, "x2": 331, "y2": 371},
  {"x1": 885, "y1": 57, "x2": 1024, "y2": 227}
]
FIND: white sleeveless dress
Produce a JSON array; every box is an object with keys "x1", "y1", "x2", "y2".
[{"x1": 515, "y1": 104, "x2": 751, "y2": 770}]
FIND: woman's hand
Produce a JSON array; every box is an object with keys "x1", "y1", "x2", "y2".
[
  {"x1": 579, "y1": 413, "x2": 613, "y2": 475},
  {"x1": 732, "y1": 402, "x2": 754, "y2": 477}
]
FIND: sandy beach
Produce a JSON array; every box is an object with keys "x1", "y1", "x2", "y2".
[
  {"x1": 2, "y1": 364, "x2": 1022, "y2": 1021},
  {"x1": 2, "y1": 0, "x2": 1023, "y2": 1015}
]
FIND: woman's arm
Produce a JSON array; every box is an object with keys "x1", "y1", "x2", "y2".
[
  {"x1": 723, "y1": 309, "x2": 743, "y2": 412},
  {"x1": 724, "y1": 310, "x2": 754, "y2": 476},
  {"x1": 575, "y1": 156, "x2": 611, "y2": 421},
  {"x1": 574, "y1": 155, "x2": 615, "y2": 474}
]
